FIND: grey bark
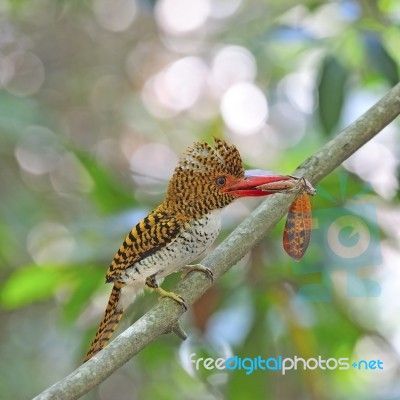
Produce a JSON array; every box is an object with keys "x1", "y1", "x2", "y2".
[{"x1": 33, "y1": 83, "x2": 400, "y2": 400}]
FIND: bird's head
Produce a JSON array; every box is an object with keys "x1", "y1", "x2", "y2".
[{"x1": 165, "y1": 137, "x2": 289, "y2": 217}]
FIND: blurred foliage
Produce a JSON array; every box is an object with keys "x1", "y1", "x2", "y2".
[
  {"x1": 318, "y1": 55, "x2": 348, "y2": 135},
  {"x1": 0, "y1": 0, "x2": 400, "y2": 399}
]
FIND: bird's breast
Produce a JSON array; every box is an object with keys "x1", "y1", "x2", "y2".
[{"x1": 120, "y1": 209, "x2": 222, "y2": 285}]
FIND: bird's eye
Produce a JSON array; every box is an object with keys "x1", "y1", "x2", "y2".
[{"x1": 216, "y1": 176, "x2": 226, "y2": 187}]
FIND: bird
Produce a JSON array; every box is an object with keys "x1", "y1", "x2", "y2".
[{"x1": 84, "y1": 137, "x2": 290, "y2": 362}]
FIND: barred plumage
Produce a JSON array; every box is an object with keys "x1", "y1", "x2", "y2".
[
  {"x1": 106, "y1": 208, "x2": 183, "y2": 283},
  {"x1": 84, "y1": 137, "x2": 288, "y2": 361}
]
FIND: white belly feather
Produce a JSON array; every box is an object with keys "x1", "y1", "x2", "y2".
[{"x1": 120, "y1": 209, "x2": 222, "y2": 287}]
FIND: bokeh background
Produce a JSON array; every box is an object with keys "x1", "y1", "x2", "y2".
[{"x1": 1, "y1": 0, "x2": 400, "y2": 399}]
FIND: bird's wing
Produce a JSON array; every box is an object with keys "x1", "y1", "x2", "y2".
[{"x1": 106, "y1": 208, "x2": 184, "y2": 283}]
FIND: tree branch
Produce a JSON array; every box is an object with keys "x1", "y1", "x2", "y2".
[{"x1": 34, "y1": 83, "x2": 400, "y2": 400}]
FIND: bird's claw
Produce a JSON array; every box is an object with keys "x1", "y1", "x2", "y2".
[
  {"x1": 156, "y1": 287, "x2": 187, "y2": 311},
  {"x1": 181, "y1": 264, "x2": 214, "y2": 283},
  {"x1": 146, "y1": 275, "x2": 187, "y2": 310}
]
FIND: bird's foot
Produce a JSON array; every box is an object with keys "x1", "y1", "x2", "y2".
[
  {"x1": 155, "y1": 287, "x2": 187, "y2": 311},
  {"x1": 181, "y1": 263, "x2": 214, "y2": 283},
  {"x1": 146, "y1": 275, "x2": 187, "y2": 310}
]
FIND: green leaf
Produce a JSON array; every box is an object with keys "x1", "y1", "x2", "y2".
[
  {"x1": 0, "y1": 264, "x2": 104, "y2": 315},
  {"x1": 317, "y1": 55, "x2": 348, "y2": 135},
  {"x1": 363, "y1": 32, "x2": 399, "y2": 86},
  {"x1": 75, "y1": 152, "x2": 137, "y2": 214},
  {"x1": 0, "y1": 265, "x2": 69, "y2": 309}
]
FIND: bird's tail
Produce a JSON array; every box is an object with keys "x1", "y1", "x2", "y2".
[{"x1": 84, "y1": 282, "x2": 125, "y2": 362}]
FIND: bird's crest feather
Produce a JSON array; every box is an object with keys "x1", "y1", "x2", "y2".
[{"x1": 178, "y1": 137, "x2": 243, "y2": 178}]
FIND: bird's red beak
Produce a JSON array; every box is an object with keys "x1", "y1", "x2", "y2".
[{"x1": 224, "y1": 170, "x2": 293, "y2": 198}]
